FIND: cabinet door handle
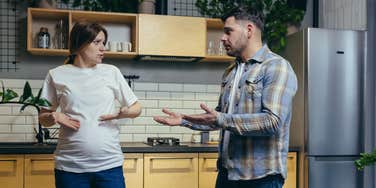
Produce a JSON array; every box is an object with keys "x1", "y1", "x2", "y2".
[
  {"x1": 202, "y1": 158, "x2": 217, "y2": 172},
  {"x1": 124, "y1": 158, "x2": 139, "y2": 172}
]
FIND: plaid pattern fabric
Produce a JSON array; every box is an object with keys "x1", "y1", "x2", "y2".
[{"x1": 183, "y1": 45, "x2": 297, "y2": 180}]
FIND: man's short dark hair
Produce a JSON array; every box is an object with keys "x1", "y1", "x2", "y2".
[{"x1": 221, "y1": 6, "x2": 264, "y2": 32}]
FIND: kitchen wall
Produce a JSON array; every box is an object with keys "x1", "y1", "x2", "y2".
[
  {"x1": 319, "y1": 0, "x2": 367, "y2": 30},
  {"x1": 0, "y1": 78, "x2": 220, "y2": 143}
]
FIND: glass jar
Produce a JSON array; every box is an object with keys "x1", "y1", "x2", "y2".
[{"x1": 38, "y1": 27, "x2": 50, "y2": 49}]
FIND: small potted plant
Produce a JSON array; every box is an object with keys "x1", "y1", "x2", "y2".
[
  {"x1": 0, "y1": 81, "x2": 51, "y2": 144},
  {"x1": 355, "y1": 149, "x2": 376, "y2": 170}
]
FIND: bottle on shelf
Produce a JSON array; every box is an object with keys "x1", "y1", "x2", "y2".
[
  {"x1": 207, "y1": 40, "x2": 214, "y2": 55},
  {"x1": 37, "y1": 27, "x2": 50, "y2": 49},
  {"x1": 53, "y1": 19, "x2": 67, "y2": 49}
]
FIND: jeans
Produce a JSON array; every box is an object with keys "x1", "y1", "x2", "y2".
[
  {"x1": 215, "y1": 168, "x2": 284, "y2": 188},
  {"x1": 55, "y1": 166, "x2": 125, "y2": 188}
]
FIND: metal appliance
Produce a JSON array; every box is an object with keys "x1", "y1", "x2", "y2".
[
  {"x1": 146, "y1": 137, "x2": 180, "y2": 146},
  {"x1": 282, "y1": 28, "x2": 367, "y2": 188}
]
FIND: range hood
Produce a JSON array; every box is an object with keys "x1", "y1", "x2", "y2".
[{"x1": 138, "y1": 14, "x2": 206, "y2": 61}]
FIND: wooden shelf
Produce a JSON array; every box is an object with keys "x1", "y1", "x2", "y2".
[
  {"x1": 27, "y1": 8, "x2": 138, "y2": 59},
  {"x1": 200, "y1": 55, "x2": 234, "y2": 63},
  {"x1": 201, "y1": 18, "x2": 234, "y2": 63},
  {"x1": 27, "y1": 8, "x2": 233, "y2": 63},
  {"x1": 104, "y1": 51, "x2": 137, "y2": 59},
  {"x1": 28, "y1": 48, "x2": 69, "y2": 56}
]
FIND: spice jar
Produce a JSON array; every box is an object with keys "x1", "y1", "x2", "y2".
[{"x1": 38, "y1": 27, "x2": 50, "y2": 48}]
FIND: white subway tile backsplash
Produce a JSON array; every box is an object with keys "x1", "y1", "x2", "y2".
[
  {"x1": 183, "y1": 101, "x2": 202, "y2": 109},
  {"x1": 12, "y1": 106, "x2": 38, "y2": 116},
  {"x1": 139, "y1": 100, "x2": 158, "y2": 108},
  {"x1": 196, "y1": 93, "x2": 219, "y2": 101},
  {"x1": 0, "y1": 79, "x2": 223, "y2": 143},
  {"x1": 12, "y1": 124, "x2": 35, "y2": 133},
  {"x1": 0, "y1": 133, "x2": 26, "y2": 142},
  {"x1": 207, "y1": 85, "x2": 221, "y2": 93},
  {"x1": 26, "y1": 116, "x2": 38, "y2": 125},
  {"x1": 170, "y1": 126, "x2": 195, "y2": 134},
  {"x1": 158, "y1": 83, "x2": 183, "y2": 92},
  {"x1": 134, "y1": 82, "x2": 158, "y2": 91},
  {"x1": 0, "y1": 79, "x2": 27, "y2": 88},
  {"x1": 121, "y1": 125, "x2": 146, "y2": 134},
  {"x1": 183, "y1": 84, "x2": 206, "y2": 92},
  {"x1": 0, "y1": 115, "x2": 26, "y2": 124},
  {"x1": 146, "y1": 125, "x2": 171, "y2": 133},
  {"x1": 133, "y1": 117, "x2": 156, "y2": 125},
  {"x1": 115, "y1": 118, "x2": 133, "y2": 125},
  {"x1": 145, "y1": 108, "x2": 165, "y2": 116},
  {"x1": 178, "y1": 109, "x2": 196, "y2": 114},
  {"x1": 159, "y1": 100, "x2": 182, "y2": 108},
  {"x1": 146, "y1": 92, "x2": 170, "y2": 99},
  {"x1": 0, "y1": 124, "x2": 10, "y2": 132},
  {"x1": 170, "y1": 92, "x2": 195, "y2": 100},
  {"x1": 181, "y1": 134, "x2": 193, "y2": 142},
  {"x1": 25, "y1": 134, "x2": 38, "y2": 142},
  {"x1": 133, "y1": 133, "x2": 158, "y2": 142},
  {"x1": 205, "y1": 101, "x2": 218, "y2": 109},
  {"x1": 0, "y1": 106, "x2": 12, "y2": 115},
  {"x1": 119, "y1": 134, "x2": 134, "y2": 142}
]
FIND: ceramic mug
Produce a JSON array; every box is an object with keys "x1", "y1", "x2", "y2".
[
  {"x1": 108, "y1": 41, "x2": 118, "y2": 52},
  {"x1": 121, "y1": 42, "x2": 132, "y2": 52}
]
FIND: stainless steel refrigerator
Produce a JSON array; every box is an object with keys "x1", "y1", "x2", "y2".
[{"x1": 282, "y1": 28, "x2": 367, "y2": 188}]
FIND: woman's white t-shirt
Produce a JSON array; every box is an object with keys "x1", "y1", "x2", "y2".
[{"x1": 41, "y1": 63, "x2": 137, "y2": 173}]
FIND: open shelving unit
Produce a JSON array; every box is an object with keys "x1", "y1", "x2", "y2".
[
  {"x1": 201, "y1": 18, "x2": 235, "y2": 63},
  {"x1": 27, "y1": 8, "x2": 138, "y2": 59}
]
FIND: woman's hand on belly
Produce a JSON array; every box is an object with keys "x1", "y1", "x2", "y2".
[{"x1": 55, "y1": 112, "x2": 81, "y2": 131}]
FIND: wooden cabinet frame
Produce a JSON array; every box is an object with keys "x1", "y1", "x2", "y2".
[{"x1": 27, "y1": 8, "x2": 138, "y2": 59}]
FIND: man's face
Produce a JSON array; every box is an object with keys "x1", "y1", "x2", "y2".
[{"x1": 221, "y1": 16, "x2": 248, "y2": 57}]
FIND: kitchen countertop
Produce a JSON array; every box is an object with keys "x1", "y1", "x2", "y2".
[{"x1": 0, "y1": 142, "x2": 299, "y2": 154}]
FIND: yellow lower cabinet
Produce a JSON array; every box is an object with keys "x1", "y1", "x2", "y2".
[
  {"x1": 199, "y1": 153, "x2": 218, "y2": 188},
  {"x1": 284, "y1": 152, "x2": 297, "y2": 188},
  {"x1": 144, "y1": 153, "x2": 198, "y2": 188},
  {"x1": 123, "y1": 153, "x2": 143, "y2": 188},
  {"x1": 0, "y1": 155, "x2": 24, "y2": 188},
  {"x1": 24, "y1": 154, "x2": 55, "y2": 188}
]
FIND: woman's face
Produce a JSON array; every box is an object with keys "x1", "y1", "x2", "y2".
[{"x1": 78, "y1": 31, "x2": 106, "y2": 67}]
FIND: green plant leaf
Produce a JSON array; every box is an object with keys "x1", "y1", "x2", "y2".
[
  {"x1": 19, "y1": 81, "x2": 33, "y2": 103},
  {"x1": 72, "y1": 0, "x2": 82, "y2": 8},
  {"x1": 3, "y1": 89, "x2": 18, "y2": 102},
  {"x1": 355, "y1": 149, "x2": 376, "y2": 170},
  {"x1": 36, "y1": 98, "x2": 52, "y2": 107}
]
